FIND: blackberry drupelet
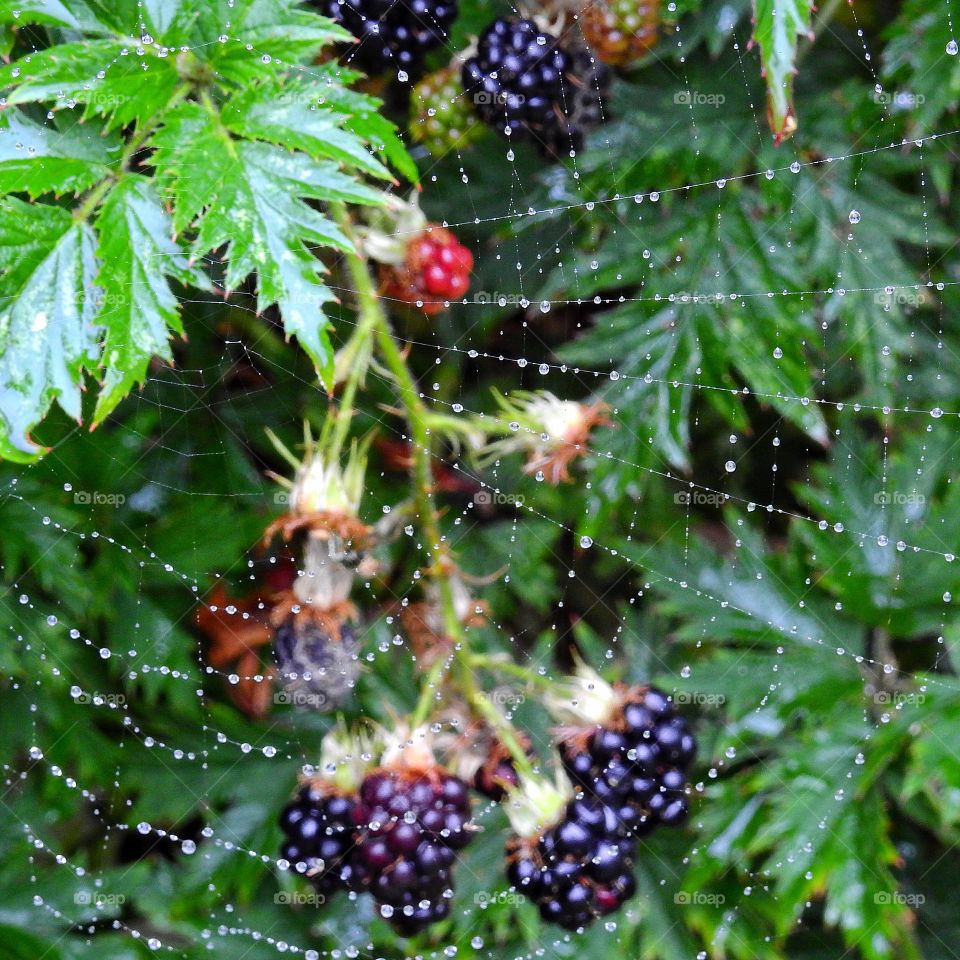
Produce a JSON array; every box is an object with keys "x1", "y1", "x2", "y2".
[
  {"x1": 461, "y1": 17, "x2": 609, "y2": 157},
  {"x1": 351, "y1": 768, "x2": 473, "y2": 934},
  {"x1": 322, "y1": 0, "x2": 458, "y2": 77},
  {"x1": 278, "y1": 783, "x2": 357, "y2": 899}
]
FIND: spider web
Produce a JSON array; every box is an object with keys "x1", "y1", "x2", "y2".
[{"x1": 3, "y1": 1, "x2": 960, "y2": 959}]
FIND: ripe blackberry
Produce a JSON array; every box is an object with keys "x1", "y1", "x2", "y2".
[
  {"x1": 504, "y1": 785, "x2": 638, "y2": 929},
  {"x1": 579, "y1": 0, "x2": 660, "y2": 67},
  {"x1": 351, "y1": 766, "x2": 473, "y2": 934},
  {"x1": 321, "y1": 0, "x2": 458, "y2": 77},
  {"x1": 379, "y1": 226, "x2": 473, "y2": 314},
  {"x1": 557, "y1": 684, "x2": 696, "y2": 833},
  {"x1": 278, "y1": 782, "x2": 357, "y2": 900},
  {"x1": 273, "y1": 616, "x2": 361, "y2": 710},
  {"x1": 461, "y1": 18, "x2": 609, "y2": 158}
]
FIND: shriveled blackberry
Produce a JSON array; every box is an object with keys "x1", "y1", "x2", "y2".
[
  {"x1": 278, "y1": 783, "x2": 357, "y2": 900},
  {"x1": 461, "y1": 17, "x2": 609, "y2": 158},
  {"x1": 505, "y1": 791, "x2": 638, "y2": 930},
  {"x1": 273, "y1": 616, "x2": 360, "y2": 710},
  {"x1": 322, "y1": 0, "x2": 458, "y2": 77},
  {"x1": 471, "y1": 733, "x2": 534, "y2": 801},
  {"x1": 558, "y1": 685, "x2": 696, "y2": 833},
  {"x1": 351, "y1": 767, "x2": 473, "y2": 934}
]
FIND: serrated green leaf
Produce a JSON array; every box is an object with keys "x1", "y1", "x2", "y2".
[
  {"x1": 92, "y1": 175, "x2": 203, "y2": 422},
  {"x1": 151, "y1": 101, "x2": 366, "y2": 382},
  {"x1": 0, "y1": 0, "x2": 112, "y2": 32},
  {"x1": 222, "y1": 82, "x2": 393, "y2": 182},
  {"x1": 0, "y1": 198, "x2": 98, "y2": 461},
  {"x1": 0, "y1": 111, "x2": 121, "y2": 198},
  {"x1": 0, "y1": 39, "x2": 182, "y2": 131},
  {"x1": 751, "y1": 0, "x2": 813, "y2": 143}
]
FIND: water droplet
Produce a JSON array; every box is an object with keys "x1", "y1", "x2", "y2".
[
  {"x1": 579, "y1": 536, "x2": 593, "y2": 549},
  {"x1": 848, "y1": 209, "x2": 861, "y2": 224},
  {"x1": 724, "y1": 460, "x2": 736, "y2": 473},
  {"x1": 948, "y1": 39, "x2": 958, "y2": 55}
]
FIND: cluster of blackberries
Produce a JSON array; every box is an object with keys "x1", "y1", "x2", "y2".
[
  {"x1": 507, "y1": 686, "x2": 695, "y2": 930},
  {"x1": 273, "y1": 618, "x2": 360, "y2": 710},
  {"x1": 560, "y1": 687, "x2": 696, "y2": 833},
  {"x1": 461, "y1": 18, "x2": 609, "y2": 157},
  {"x1": 321, "y1": 0, "x2": 458, "y2": 77},
  {"x1": 279, "y1": 769, "x2": 474, "y2": 935},
  {"x1": 279, "y1": 783, "x2": 356, "y2": 898},
  {"x1": 379, "y1": 227, "x2": 474, "y2": 314},
  {"x1": 507, "y1": 795, "x2": 638, "y2": 930}
]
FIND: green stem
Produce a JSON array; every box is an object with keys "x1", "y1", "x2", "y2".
[
  {"x1": 470, "y1": 653, "x2": 555, "y2": 690},
  {"x1": 331, "y1": 203, "x2": 535, "y2": 777},
  {"x1": 73, "y1": 81, "x2": 193, "y2": 224}
]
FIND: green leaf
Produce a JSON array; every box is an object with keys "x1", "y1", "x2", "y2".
[
  {"x1": 92, "y1": 175, "x2": 204, "y2": 422},
  {"x1": 0, "y1": 0, "x2": 113, "y2": 32},
  {"x1": 222, "y1": 81, "x2": 393, "y2": 182},
  {"x1": 151, "y1": 101, "x2": 367, "y2": 383},
  {"x1": 0, "y1": 39, "x2": 182, "y2": 130},
  {"x1": 0, "y1": 111, "x2": 121, "y2": 198},
  {"x1": 751, "y1": 0, "x2": 814, "y2": 142},
  {"x1": 0, "y1": 198, "x2": 98, "y2": 461}
]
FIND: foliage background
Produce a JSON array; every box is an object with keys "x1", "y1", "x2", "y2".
[{"x1": 2, "y1": 1, "x2": 960, "y2": 959}]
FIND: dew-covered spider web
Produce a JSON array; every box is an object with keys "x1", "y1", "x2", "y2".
[{"x1": 4, "y1": 1, "x2": 960, "y2": 959}]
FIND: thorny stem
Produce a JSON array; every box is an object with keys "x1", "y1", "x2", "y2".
[{"x1": 331, "y1": 202, "x2": 535, "y2": 777}]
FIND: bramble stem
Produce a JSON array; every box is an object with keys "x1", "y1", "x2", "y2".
[{"x1": 331, "y1": 203, "x2": 535, "y2": 777}]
